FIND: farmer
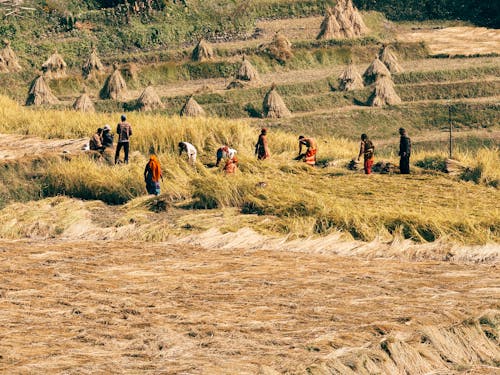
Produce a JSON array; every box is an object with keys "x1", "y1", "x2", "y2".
[
  {"x1": 216, "y1": 145, "x2": 237, "y2": 167},
  {"x1": 399, "y1": 127, "x2": 411, "y2": 174},
  {"x1": 357, "y1": 133, "x2": 375, "y2": 174},
  {"x1": 178, "y1": 141, "x2": 197, "y2": 165},
  {"x1": 115, "y1": 114, "x2": 132, "y2": 164},
  {"x1": 223, "y1": 157, "x2": 238, "y2": 174},
  {"x1": 255, "y1": 128, "x2": 270, "y2": 160},
  {"x1": 89, "y1": 128, "x2": 103, "y2": 151},
  {"x1": 144, "y1": 154, "x2": 162, "y2": 196},
  {"x1": 297, "y1": 135, "x2": 317, "y2": 166},
  {"x1": 101, "y1": 124, "x2": 114, "y2": 149}
]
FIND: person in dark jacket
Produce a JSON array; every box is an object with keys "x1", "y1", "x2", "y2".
[
  {"x1": 115, "y1": 115, "x2": 133, "y2": 164},
  {"x1": 101, "y1": 124, "x2": 114, "y2": 149},
  {"x1": 255, "y1": 128, "x2": 270, "y2": 160},
  {"x1": 399, "y1": 127, "x2": 411, "y2": 174}
]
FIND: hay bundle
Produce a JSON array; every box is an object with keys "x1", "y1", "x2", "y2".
[
  {"x1": 317, "y1": 7, "x2": 341, "y2": 40},
  {"x1": 265, "y1": 32, "x2": 293, "y2": 63},
  {"x1": 317, "y1": 0, "x2": 367, "y2": 40},
  {"x1": 122, "y1": 62, "x2": 138, "y2": 81},
  {"x1": 379, "y1": 45, "x2": 403, "y2": 73},
  {"x1": 100, "y1": 64, "x2": 127, "y2": 100},
  {"x1": 180, "y1": 96, "x2": 205, "y2": 117},
  {"x1": 372, "y1": 161, "x2": 396, "y2": 174},
  {"x1": 339, "y1": 63, "x2": 364, "y2": 91},
  {"x1": 226, "y1": 80, "x2": 245, "y2": 90},
  {"x1": 0, "y1": 56, "x2": 8, "y2": 73},
  {"x1": 41, "y1": 50, "x2": 67, "y2": 79},
  {"x1": 82, "y1": 47, "x2": 104, "y2": 79},
  {"x1": 26, "y1": 74, "x2": 59, "y2": 106},
  {"x1": 73, "y1": 89, "x2": 95, "y2": 112},
  {"x1": 445, "y1": 159, "x2": 468, "y2": 176},
  {"x1": 348, "y1": 0, "x2": 368, "y2": 35},
  {"x1": 363, "y1": 56, "x2": 391, "y2": 85},
  {"x1": 348, "y1": 158, "x2": 361, "y2": 170},
  {"x1": 192, "y1": 39, "x2": 214, "y2": 62},
  {"x1": 262, "y1": 84, "x2": 291, "y2": 118},
  {"x1": 236, "y1": 55, "x2": 260, "y2": 82},
  {"x1": 137, "y1": 85, "x2": 162, "y2": 111},
  {"x1": 368, "y1": 76, "x2": 401, "y2": 107},
  {"x1": 1, "y1": 39, "x2": 22, "y2": 72}
]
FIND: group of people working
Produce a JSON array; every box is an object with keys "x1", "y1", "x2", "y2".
[{"x1": 89, "y1": 116, "x2": 412, "y2": 197}]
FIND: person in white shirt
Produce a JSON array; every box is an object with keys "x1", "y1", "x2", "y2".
[
  {"x1": 216, "y1": 145, "x2": 237, "y2": 167},
  {"x1": 178, "y1": 141, "x2": 197, "y2": 165}
]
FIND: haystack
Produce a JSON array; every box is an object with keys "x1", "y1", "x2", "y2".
[
  {"x1": 379, "y1": 45, "x2": 403, "y2": 73},
  {"x1": 1, "y1": 39, "x2": 22, "y2": 72},
  {"x1": 73, "y1": 89, "x2": 95, "y2": 112},
  {"x1": 368, "y1": 76, "x2": 401, "y2": 107},
  {"x1": 100, "y1": 64, "x2": 127, "y2": 100},
  {"x1": 317, "y1": 0, "x2": 367, "y2": 40},
  {"x1": 137, "y1": 85, "x2": 162, "y2": 111},
  {"x1": 26, "y1": 74, "x2": 59, "y2": 106},
  {"x1": 262, "y1": 84, "x2": 291, "y2": 118},
  {"x1": 41, "y1": 50, "x2": 67, "y2": 79},
  {"x1": 265, "y1": 32, "x2": 293, "y2": 63},
  {"x1": 192, "y1": 39, "x2": 214, "y2": 62},
  {"x1": 445, "y1": 159, "x2": 468, "y2": 176},
  {"x1": 180, "y1": 96, "x2": 205, "y2": 117},
  {"x1": 236, "y1": 55, "x2": 260, "y2": 82},
  {"x1": 122, "y1": 62, "x2": 138, "y2": 81},
  {"x1": 339, "y1": 63, "x2": 364, "y2": 91},
  {"x1": 82, "y1": 47, "x2": 104, "y2": 79},
  {"x1": 347, "y1": 0, "x2": 368, "y2": 35},
  {"x1": 363, "y1": 56, "x2": 391, "y2": 85},
  {"x1": 317, "y1": 7, "x2": 341, "y2": 40}
]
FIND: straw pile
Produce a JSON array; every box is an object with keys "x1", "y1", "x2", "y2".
[
  {"x1": 368, "y1": 75, "x2": 401, "y2": 107},
  {"x1": 317, "y1": 0, "x2": 368, "y2": 40},
  {"x1": 445, "y1": 159, "x2": 468, "y2": 176},
  {"x1": 262, "y1": 83, "x2": 291, "y2": 118},
  {"x1": 265, "y1": 32, "x2": 293, "y2": 63},
  {"x1": 41, "y1": 50, "x2": 67, "y2": 79},
  {"x1": 379, "y1": 45, "x2": 403, "y2": 73},
  {"x1": 25, "y1": 74, "x2": 59, "y2": 106},
  {"x1": 236, "y1": 55, "x2": 260, "y2": 82},
  {"x1": 122, "y1": 62, "x2": 138, "y2": 81},
  {"x1": 82, "y1": 47, "x2": 104, "y2": 80},
  {"x1": 100, "y1": 63, "x2": 127, "y2": 100},
  {"x1": 363, "y1": 56, "x2": 391, "y2": 85},
  {"x1": 339, "y1": 63, "x2": 364, "y2": 91},
  {"x1": 180, "y1": 96, "x2": 205, "y2": 117},
  {"x1": 0, "y1": 56, "x2": 7, "y2": 73},
  {"x1": 73, "y1": 88, "x2": 95, "y2": 112},
  {"x1": 0, "y1": 39, "x2": 22, "y2": 72},
  {"x1": 137, "y1": 85, "x2": 162, "y2": 111},
  {"x1": 192, "y1": 39, "x2": 214, "y2": 62}
]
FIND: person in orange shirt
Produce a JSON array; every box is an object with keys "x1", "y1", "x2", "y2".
[{"x1": 144, "y1": 154, "x2": 162, "y2": 195}]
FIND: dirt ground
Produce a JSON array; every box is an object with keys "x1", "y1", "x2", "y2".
[{"x1": 0, "y1": 240, "x2": 498, "y2": 374}]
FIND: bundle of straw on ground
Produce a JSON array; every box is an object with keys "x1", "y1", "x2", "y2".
[
  {"x1": 191, "y1": 39, "x2": 214, "y2": 62},
  {"x1": 263, "y1": 84, "x2": 291, "y2": 118},
  {"x1": 1, "y1": 39, "x2": 22, "y2": 72},
  {"x1": 180, "y1": 96, "x2": 205, "y2": 117},
  {"x1": 82, "y1": 47, "x2": 104, "y2": 80},
  {"x1": 368, "y1": 75, "x2": 402, "y2": 107},
  {"x1": 339, "y1": 63, "x2": 364, "y2": 91},
  {"x1": 265, "y1": 32, "x2": 293, "y2": 63},
  {"x1": 445, "y1": 158, "x2": 468, "y2": 176},
  {"x1": 318, "y1": 0, "x2": 367, "y2": 40},
  {"x1": 41, "y1": 50, "x2": 67, "y2": 79},
  {"x1": 137, "y1": 85, "x2": 162, "y2": 111},
  {"x1": 363, "y1": 56, "x2": 391, "y2": 85},
  {"x1": 380, "y1": 45, "x2": 403, "y2": 73},
  {"x1": 317, "y1": 7, "x2": 341, "y2": 40},
  {"x1": 73, "y1": 89, "x2": 95, "y2": 112},
  {"x1": 25, "y1": 74, "x2": 59, "y2": 106},
  {"x1": 347, "y1": 0, "x2": 368, "y2": 35},
  {"x1": 236, "y1": 55, "x2": 260, "y2": 83},
  {"x1": 100, "y1": 64, "x2": 127, "y2": 100},
  {"x1": 122, "y1": 62, "x2": 138, "y2": 81}
]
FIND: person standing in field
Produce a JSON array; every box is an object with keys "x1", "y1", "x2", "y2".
[
  {"x1": 144, "y1": 154, "x2": 162, "y2": 195},
  {"x1": 89, "y1": 127, "x2": 103, "y2": 151},
  {"x1": 216, "y1": 145, "x2": 237, "y2": 167},
  {"x1": 399, "y1": 127, "x2": 411, "y2": 174},
  {"x1": 255, "y1": 128, "x2": 270, "y2": 160},
  {"x1": 297, "y1": 135, "x2": 317, "y2": 166},
  {"x1": 178, "y1": 141, "x2": 197, "y2": 165},
  {"x1": 357, "y1": 133, "x2": 375, "y2": 174},
  {"x1": 115, "y1": 114, "x2": 132, "y2": 164}
]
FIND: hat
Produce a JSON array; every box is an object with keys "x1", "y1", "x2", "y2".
[
  {"x1": 103, "y1": 124, "x2": 111, "y2": 131},
  {"x1": 121, "y1": 114, "x2": 126, "y2": 121}
]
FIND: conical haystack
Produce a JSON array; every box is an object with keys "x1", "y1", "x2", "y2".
[
  {"x1": 137, "y1": 85, "x2": 162, "y2": 111},
  {"x1": 369, "y1": 76, "x2": 401, "y2": 107},
  {"x1": 317, "y1": 0, "x2": 367, "y2": 40},
  {"x1": 339, "y1": 63, "x2": 364, "y2": 91},
  {"x1": 192, "y1": 39, "x2": 214, "y2": 62},
  {"x1": 317, "y1": 7, "x2": 341, "y2": 40},
  {"x1": 73, "y1": 89, "x2": 95, "y2": 112},
  {"x1": 100, "y1": 64, "x2": 127, "y2": 100},
  {"x1": 236, "y1": 55, "x2": 260, "y2": 82},
  {"x1": 379, "y1": 45, "x2": 403, "y2": 73},
  {"x1": 180, "y1": 96, "x2": 205, "y2": 117},
  {"x1": 265, "y1": 32, "x2": 293, "y2": 63},
  {"x1": 41, "y1": 50, "x2": 67, "y2": 79},
  {"x1": 363, "y1": 56, "x2": 391, "y2": 85},
  {"x1": 82, "y1": 47, "x2": 104, "y2": 79},
  {"x1": 262, "y1": 84, "x2": 291, "y2": 118},
  {"x1": 26, "y1": 74, "x2": 59, "y2": 106},
  {"x1": 1, "y1": 39, "x2": 22, "y2": 72}
]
